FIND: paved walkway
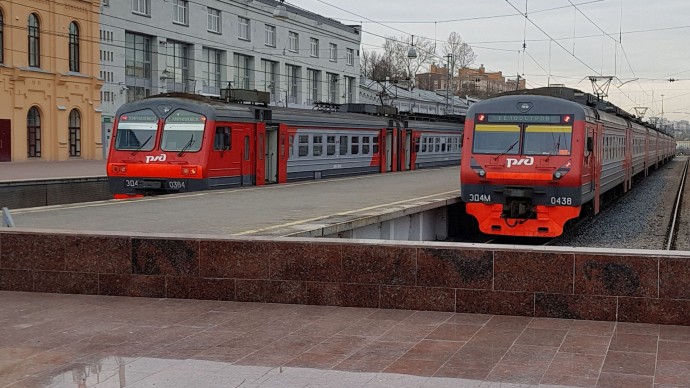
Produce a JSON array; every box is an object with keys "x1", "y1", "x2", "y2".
[
  {"x1": 2, "y1": 291, "x2": 689, "y2": 388},
  {"x1": 0, "y1": 160, "x2": 106, "y2": 182}
]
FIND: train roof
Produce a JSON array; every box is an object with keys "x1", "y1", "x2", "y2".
[
  {"x1": 495, "y1": 87, "x2": 672, "y2": 136},
  {"x1": 116, "y1": 93, "x2": 464, "y2": 131},
  {"x1": 115, "y1": 93, "x2": 259, "y2": 123}
]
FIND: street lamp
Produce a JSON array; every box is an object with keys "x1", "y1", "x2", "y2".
[
  {"x1": 272, "y1": 0, "x2": 288, "y2": 20},
  {"x1": 407, "y1": 35, "x2": 418, "y2": 59}
]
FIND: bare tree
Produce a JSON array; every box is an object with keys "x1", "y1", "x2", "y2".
[
  {"x1": 385, "y1": 35, "x2": 436, "y2": 83},
  {"x1": 442, "y1": 32, "x2": 477, "y2": 75},
  {"x1": 360, "y1": 49, "x2": 398, "y2": 81}
]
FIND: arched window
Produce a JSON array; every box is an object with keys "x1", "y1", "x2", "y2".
[
  {"x1": 28, "y1": 13, "x2": 40, "y2": 67},
  {"x1": 0, "y1": 9, "x2": 4, "y2": 64},
  {"x1": 68, "y1": 109, "x2": 81, "y2": 157},
  {"x1": 69, "y1": 22, "x2": 79, "y2": 72},
  {"x1": 27, "y1": 107, "x2": 41, "y2": 158}
]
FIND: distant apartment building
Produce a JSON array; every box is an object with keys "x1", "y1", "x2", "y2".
[
  {"x1": 458, "y1": 64, "x2": 526, "y2": 97},
  {"x1": 99, "y1": 0, "x2": 361, "y2": 156},
  {"x1": 0, "y1": 0, "x2": 103, "y2": 162},
  {"x1": 416, "y1": 63, "x2": 526, "y2": 99}
]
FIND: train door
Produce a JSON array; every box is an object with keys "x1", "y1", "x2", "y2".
[
  {"x1": 265, "y1": 125, "x2": 279, "y2": 184},
  {"x1": 254, "y1": 123, "x2": 266, "y2": 186},
  {"x1": 410, "y1": 132, "x2": 420, "y2": 170},
  {"x1": 385, "y1": 128, "x2": 394, "y2": 172},
  {"x1": 404, "y1": 129, "x2": 412, "y2": 170},
  {"x1": 240, "y1": 128, "x2": 254, "y2": 186},
  {"x1": 0, "y1": 119, "x2": 11, "y2": 162},
  {"x1": 593, "y1": 123, "x2": 604, "y2": 214},
  {"x1": 277, "y1": 124, "x2": 289, "y2": 183}
]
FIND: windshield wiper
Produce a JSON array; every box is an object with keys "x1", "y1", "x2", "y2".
[
  {"x1": 496, "y1": 140, "x2": 519, "y2": 158},
  {"x1": 130, "y1": 135, "x2": 152, "y2": 156},
  {"x1": 178, "y1": 135, "x2": 195, "y2": 156},
  {"x1": 546, "y1": 134, "x2": 562, "y2": 157}
]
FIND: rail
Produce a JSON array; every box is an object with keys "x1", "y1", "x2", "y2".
[{"x1": 666, "y1": 158, "x2": 689, "y2": 250}]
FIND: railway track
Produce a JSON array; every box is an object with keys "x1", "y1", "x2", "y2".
[{"x1": 666, "y1": 158, "x2": 689, "y2": 250}]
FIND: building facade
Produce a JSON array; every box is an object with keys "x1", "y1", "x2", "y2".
[
  {"x1": 457, "y1": 64, "x2": 526, "y2": 98},
  {"x1": 0, "y1": 0, "x2": 103, "y2": 162},
  {"x1": 99, "y1": 0, "x2": 361, "y2": 156}
]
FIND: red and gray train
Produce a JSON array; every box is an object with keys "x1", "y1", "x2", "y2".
[
  {"x1": 461, "y1": 87, "x2": 675, "y2": 237},
  {"x1": 107, "y1": 93, "x2": 463, "y2": 198}
]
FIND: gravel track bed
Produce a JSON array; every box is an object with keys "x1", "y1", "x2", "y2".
[{"x1": 554, "y1": 157, "x2": 686, "y2": 250}]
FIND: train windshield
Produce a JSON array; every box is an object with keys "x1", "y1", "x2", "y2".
[
  {"x1": 161, "y1": 109, "x2": 206, "y2": 153},
  {"x1": 524, "y1": 125, "x2": 572, "y2": 156},
  {"x1": 114, "y1": 109, "x2": 158, "y2": 151},
  {"x1": 472, "y1": 124, "x2": 521, "y2": 154}
]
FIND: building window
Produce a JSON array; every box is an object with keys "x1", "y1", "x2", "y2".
[
  {"x1": 327, "y1": 73, "x2": 338, "y2": 103},
  {"x1": 166, "y1": 40, "x2": 190, "y2": 92},
  {"x1": 329, "y1": 43, "x2": 337, "y2": 62},
  {"x1": 207, "y1": 8, "x2": 221, "y2": 33},
  {"x1": 265, "y1": 24, "x2": 276, "y2": 47},
  {"x1": 132, "y1": 0, "x2": 150, "y2": 16},
  {"x1": 68, "y1": 22, "x2": 80, "y2": 72},
  {"x1": 307, "y1": 69, "x2": 320, "y2": 102},
  {"x1": 126, "y1": 87, "x2": 150, "y2": 103},
  {"x1": 125, "y1": 31, "x2": 153, "y2": 100},
  {"x1": 288, "y1": 32, "x2": 298, "y2": 53},
  {"x1": 27, "y1": 107, "x2": 41, "y2": 158},
  {"x1": 202, "y1": 47, "x2": 222, "y2": 95},
  {"x1": 68, "y1": 109, "x2": 81, "y2": 157},
  {"x1": 172, "y1": 0, "x2": 188, "y2": 25},
  {"x1": 28, "y1": 13, "x2": 40, "y2": 67},
  {"x1": 346, "y1": 48, "x2": 354, "y2": 66},
  {"x1": 234, "y1": 54, "x2": 252, "y2": 89},
  {"x1": 262, "y1": 59, "x2": 277, "y2": 99},
  {"x1": 286, "y1": 64, "x2": 299, "y2": 104},
  {"x1": 238, "y1": 17, "x2": 250, "y2": 41},
  {"x1": 0, "y1": 10, "x2": 4, "y2": 64},
  {"x1": 310, "y1": 38, "x2": 318, "y2": 57},
  {"x1": 345, "y1": 76, "x2": 355, "y2": 103}
]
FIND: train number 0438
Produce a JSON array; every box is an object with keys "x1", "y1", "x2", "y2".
[
  {"x1": 469, "y1": 194, "x2": 491, "y2": 202},
  {"x1": 550, "y1": 197, "x2": 573, "y2": 205}
]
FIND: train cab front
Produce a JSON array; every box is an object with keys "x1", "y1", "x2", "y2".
[
  {"x1": 107, "y1": 108, "x2": 209, "y2": 199},
  {"x1": 461, "y1": 112, "x2": 582, "y2": 237},
  {"x1": 108, "y1": 161, "x2": 205, "y2": 199}
]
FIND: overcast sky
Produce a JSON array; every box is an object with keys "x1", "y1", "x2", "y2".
[{"x1": 294, "y1": 0, "x2": 690, "y2": 121}]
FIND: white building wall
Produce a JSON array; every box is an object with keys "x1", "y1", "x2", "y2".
[{"x1": 98, "y1": 0, "x2": 361, "y2": 121}]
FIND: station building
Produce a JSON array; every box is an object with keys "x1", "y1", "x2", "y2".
[
  {"x1": 98, "y1": 0, "x2": 362, "y2": 157},
  {"x1": 0, "y1": 0, "x2": 103, "y2": 162}
]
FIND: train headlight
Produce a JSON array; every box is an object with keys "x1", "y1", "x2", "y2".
[
  {"x1": 111, "y1": 164, "x2": 127, "y2": 174},
  {"x1": 478, "y1": 170, "x2": 486, "y2": 177},
  {"x1": 181, "y1": 166, "x2": 199, "y2": 176},
  {"x1": 554, "y1": 172, "x2": 562, "y2": 179}
]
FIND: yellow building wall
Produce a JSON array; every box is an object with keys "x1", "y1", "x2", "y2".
[{"x1": 0, "y1": 0, "x2": 103, "y2": 162}]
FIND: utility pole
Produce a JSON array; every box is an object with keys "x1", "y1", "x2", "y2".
[{"x1": 446, "y1": 54, "x2": 451, "y2": 114}]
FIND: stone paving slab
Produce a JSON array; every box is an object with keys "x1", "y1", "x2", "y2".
[{"x1": 2, "y1": 291, "x2": 687, "y2": 388}]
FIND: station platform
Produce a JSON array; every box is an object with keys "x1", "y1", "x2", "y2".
[
  {"x1": 0, "y1": 159, "x2": 106, "y2": 182},
  {"x1": 3, "y1": 291, "x2": 685, "y2": 388},
  {"x1": 10, "y1": 167, "x2": 461, "y2": 237}
]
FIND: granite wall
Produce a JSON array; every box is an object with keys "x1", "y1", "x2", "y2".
[{"x1": 1, "y1": 229, "x2": 689, "y2": 325}]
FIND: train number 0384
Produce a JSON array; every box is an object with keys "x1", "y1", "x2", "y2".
[
  {"x1": 469, "y1": 194, "x2": 491, "y2": 202},
  {"x1": 550, "y1": 197, "x2": 573, "y2": 205}
]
